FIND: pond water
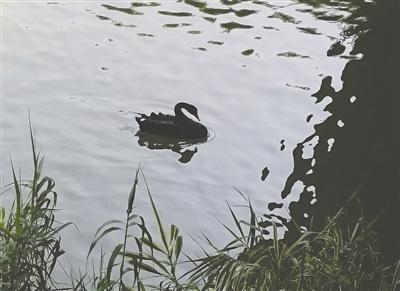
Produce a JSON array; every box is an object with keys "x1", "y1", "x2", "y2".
[{"x1": 2, "y1": 0, "x2": 398, "y2": 279}]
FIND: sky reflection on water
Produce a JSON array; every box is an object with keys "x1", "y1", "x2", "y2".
[{"x1": 3, "y1": 0, "x2": 397, "y2": 276}]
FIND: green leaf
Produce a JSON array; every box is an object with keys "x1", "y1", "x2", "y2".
[
  {"x1": 272, "y1": 222, "x2": 279, "y2": 261},
  {"x1": 141, "y1": 237, "x2": 166, "y2": 254},
  {"x1": 133, "y1": 261, "x2": 162, "y2": 275},
  {"x1": 170, "y1": 224, "x2": 178, "y2": 243},
  {"x1": 88, "y1": 226, "x2": 123, "y2": 257},
  {"x1": 138, "y1": 280, "x2": 146, "y2": 291},
  {"x1": 127, "y1": 167, "x2": 140, "y2": 214},
  {"x1": 107, "y1": 244, "x2": 123, "y2": 282},
  {"x1": 10, "y1": 160, "x2": 22, "y2": 237},
  {"x1": 0, "y1": 207, "x2": 5, "y2": 225},
  {"x1": 94, "y1": 220, "x2": 124, "y2": 237},
  {"x1": 217, "y1": 218, "x2": 244, "y2": 244},
  {"x1": 0, "y1": 224, "x2": 16, "y2": 240},
  {"x1": 175, "y1": 235, "x2": 183, "y2": 261},
  {"x1": 248, "y1": 200, "x2": 257, "y2": 248}
]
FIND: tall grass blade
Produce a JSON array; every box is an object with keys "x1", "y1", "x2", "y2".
[
  {"x1": 227, "y1": 202, "x2": 245, "y2": 238},
  {"x1": 248, "y1": 200, "x2": 257, "y2": 248},
  {"x1": 10, "y1": 161, "x2": 22, "y2": 237},
  {"x1": 140, "y1": 169, "x2": 169, "y2": 251},
  {"x1": 29, "y1": 118, "x2": 38, "y2": 207}
]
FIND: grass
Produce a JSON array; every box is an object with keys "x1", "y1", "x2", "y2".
[{"x1": 1, "y1": 129, "x2": 399, "y2": 290}]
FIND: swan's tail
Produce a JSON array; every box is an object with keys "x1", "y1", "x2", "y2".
[
  {"x1": 133, "y1": 112, "x2": 147, "y2": 120},
  {"x1": 134, "y1": 112, "x2": 149, "y2": 127}
]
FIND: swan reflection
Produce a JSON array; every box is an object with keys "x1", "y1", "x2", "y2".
[{"x1": 136, "y1": 131, "x2": 207, "y2": 163}]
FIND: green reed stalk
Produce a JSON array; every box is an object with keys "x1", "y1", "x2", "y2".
[{"x1": 119, "y1": 166, "x2": 140, "y2": 291}]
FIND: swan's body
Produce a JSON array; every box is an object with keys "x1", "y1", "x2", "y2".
[{"x1": 135, "y1": 102, "x2": 208, "y2": 139}]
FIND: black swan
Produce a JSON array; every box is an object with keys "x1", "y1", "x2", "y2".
[{"x1": 135, "y1": 102, "x2": 208, "y2": 139}]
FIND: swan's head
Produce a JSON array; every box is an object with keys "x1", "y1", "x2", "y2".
[
  {"x1": 176, "y1": 102, "x2": 201, "y2": 121},
  {"x1": 187, "y1": 104, "x2": 200, "y2": 121}
]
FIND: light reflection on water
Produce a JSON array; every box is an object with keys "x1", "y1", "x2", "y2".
[{"x1": 2, "y1": 0, "x2": 359, "y2": 277}]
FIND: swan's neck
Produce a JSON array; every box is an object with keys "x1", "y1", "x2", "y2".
[{"x1": 174, "y1": 103, "x2": 191, "y2": 121}]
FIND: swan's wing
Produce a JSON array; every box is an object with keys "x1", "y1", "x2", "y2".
[{"x1": 136, "y1": 113, "x2": 178, "y2": 135}]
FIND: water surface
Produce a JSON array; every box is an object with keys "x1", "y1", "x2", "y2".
[{"x1": 3, "y1": 0, "x2": 397, "y2": 276}]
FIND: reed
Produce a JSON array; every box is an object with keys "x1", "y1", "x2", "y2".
[{"x1": 0, "y1": 124, "x2": 71, "y2": 290}]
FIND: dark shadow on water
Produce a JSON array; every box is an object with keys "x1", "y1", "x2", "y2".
[
  {"x1": 136, "y1": 131, "x2": 207, "y2": 163},
  {"x1": 276, "y1": 0, "x2": 399, "y2": 264}
]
